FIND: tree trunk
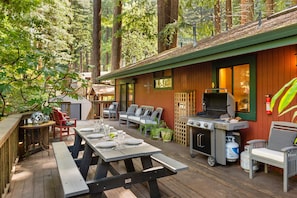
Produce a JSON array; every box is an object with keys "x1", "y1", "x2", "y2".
[
  {"x1": 265, "y1": 0, "x2": 274, "y2": 17},
  {"x1": 157, "y1": 0, "x2": 178, "y2": 53},
  {"x1": 240, "y1": 0, "x2": 254, "y2": 24},
  {"x1": 92, "y1": 0, "x2": 101, "y2": 83},
  {"x1": 111, "y1": 0, "x2": 122, "y2": 71},
  {"x1": 226, "y1": 0, "x2": 232, "y2": 30},
  {"x1": 105, "y1": 27, "x2": 111, "y2": 71},
  {"x1": 214, "y1": 0, "x2": 221, "y2": 35}
]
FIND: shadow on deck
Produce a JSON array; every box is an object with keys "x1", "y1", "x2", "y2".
[{"x1": 6, "y1": 119, "x2": 297, "y2": 198}]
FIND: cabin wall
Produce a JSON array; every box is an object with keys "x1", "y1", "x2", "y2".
[{"x1": 116, "y1": 45, "x2": 297, "y2": 146}]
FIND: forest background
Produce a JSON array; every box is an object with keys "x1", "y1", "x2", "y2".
[{"x1": 0, "y1": 0, "x2": 295, "y2": 116}]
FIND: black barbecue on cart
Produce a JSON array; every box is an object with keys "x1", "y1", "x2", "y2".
[{"x1": 187, "y1": 89, "x2": 249, "y2": 166}]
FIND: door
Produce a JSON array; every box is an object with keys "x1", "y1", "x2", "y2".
[{"x1": 120, "y1": 83, "x2": 135, "y2": 111}]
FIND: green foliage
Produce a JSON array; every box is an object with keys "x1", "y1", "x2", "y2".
[
  {"x1": 0, "y1": 0, "x2": 87, "y2": 116},
  {"x1": 121, "y1": 0, "x2": 158, "y2": 65},
  {"x1": 271, "y1": 77, "x2": 297, "y2": 122}
]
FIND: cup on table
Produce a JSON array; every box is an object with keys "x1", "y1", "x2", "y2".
[
  {"x1": 94, "y1": 120, "x2": 101, "y2": 133},
  {"x1": 104, "y1": 125, "x2": 110, "y2": 140},
  {"x1": 116, "y1": 130, "x2": 125, "y2": 148}
]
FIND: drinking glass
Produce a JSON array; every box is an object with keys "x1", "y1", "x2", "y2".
[
  {"x1": 94, "y1": 120, "x2": 100, "y2": 133},
  {"x1": 104, "y1": 124, "x2": 110, "y2": 140},
  {"x1": 117, "y1": 130, "x2": 125, "y2": 149}
]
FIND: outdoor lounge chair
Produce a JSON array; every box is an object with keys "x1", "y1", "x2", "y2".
[
  {"x1": 103, "y1": 102, "x2": 119, "y2": 120},
  {"x1": 118, "y1": 104, "x2": 138, "y2": 126},
  {"x1": 247, "y1": 121, "x2": 297, "y2": 192},
  {"x1": 139, "y1": 107, "x2": 163, "y2": 135},
  {"x1": 52, "y1": 108, "x2": 77, "y2": 141}
]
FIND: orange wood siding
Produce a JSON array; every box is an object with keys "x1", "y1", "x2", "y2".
[{"x1": 116, "y1": 45, "x2": 297, "y2": 146}]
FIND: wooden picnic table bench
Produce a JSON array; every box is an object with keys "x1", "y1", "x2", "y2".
[
  {"x1": 52, "y1": 127, "x2": 188, "y2": 197},
  {"x1": 52, "y1": 142, "x2": 89, "y2": 197}
]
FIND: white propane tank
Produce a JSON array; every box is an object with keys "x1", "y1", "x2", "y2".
[
  {"x1": 226, "y1": 136, "x2": 239, "y2": 162},
  {"x1": 240, "y1": 145, "x2": 259, "y2": 172}
]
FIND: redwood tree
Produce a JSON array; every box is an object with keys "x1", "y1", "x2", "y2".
[
  {"x1": 226, "y1": 0, "x2": 232, "y2": 30},
  {"x1": 157, "y1": 0, "x2": 179, "y2": 53},
  {"x1": 111, "y1": 0, "x2": 122, "y2": 71},
  {"x1": 92, "y1": 0, "x2": 101, "y2": 82},
  {"x1": 214, "y1": 0, "x2": 221, "y2": 34},
  {"x1": 241, "y1": 0, "x2": 254, "y2": 24}
]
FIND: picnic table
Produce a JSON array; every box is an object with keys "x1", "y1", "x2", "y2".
[{"x1": 53, "y1": 126, "x2": 187, "y2": 197}]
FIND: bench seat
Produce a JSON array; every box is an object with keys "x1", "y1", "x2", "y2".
[
  {"x1": 127, "y1": 105, "x2": 154, "y2": 127},
  {"x1": 151, "y1": 153, "x2": 188, "y2": 173},
  {"x1": 52, "y1": 142, "x2": 89, "y2": 197}
]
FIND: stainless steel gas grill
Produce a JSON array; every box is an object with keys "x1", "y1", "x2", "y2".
[{"x1": 187, "y1": 89, "x2": 249, "y2": 166}]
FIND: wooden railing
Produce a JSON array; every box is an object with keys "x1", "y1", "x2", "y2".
[{"x1": 0, "y1": 113, "x2": 30, "y2": 198}]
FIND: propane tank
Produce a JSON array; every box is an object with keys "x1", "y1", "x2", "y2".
[
  {"x1": 226, "y1": 136, "x2": 239, "y2": 162},
  {"x1": 240, "y1": 145, "x2": 259, "y2": 172}
]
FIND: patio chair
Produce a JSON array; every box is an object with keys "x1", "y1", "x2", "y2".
[
  {"x1": 139, "y1": 107, "x2": 163, "y2": 135},
  {"x1": 52, "y1": 108, "x2": 77, "y2": 141},
  {"x1": 248, "y1": 121, "x2": 297, "y2": 192},
  {"x1": 118, "y1": 104, "x2": 138, "y2": 126},
  {"x1": 103, "y1": 102, "x2": 119, "y2": 120}
]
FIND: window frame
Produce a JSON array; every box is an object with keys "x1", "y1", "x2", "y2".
[
  {"x1": 153, "y1": 69, "x2": 173, "y2": 90},
  {"x1": 212, "y1": 55, "x2": 256, "y2": 121}
]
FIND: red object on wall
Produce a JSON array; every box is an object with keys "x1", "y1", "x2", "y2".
[{"x1": 265, "y1": 95, "x2": 272, "y2": 115}]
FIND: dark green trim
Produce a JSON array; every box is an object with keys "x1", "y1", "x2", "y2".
[
  {"x1": 98, "y1": 23, "x2": 297, "y2": 81},
  {"x1": 212, "y1": 55, "x2": 257, "y2": 121}
]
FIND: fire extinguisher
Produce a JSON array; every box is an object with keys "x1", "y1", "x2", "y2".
[{"x1": 265, "y1": 95, "x2": 272, "y2": 115}]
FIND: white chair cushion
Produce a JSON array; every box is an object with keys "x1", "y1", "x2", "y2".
[
  {"x1": 119, "y1": 114, "x2": 128, "y2": 119},
  {"x1": 129, "y1": 116, "x2": 141, "y2": 122},
  {"x1": 252, "y1": 148, "x2": 284, "y2": 162},
  {"x1": 140, "y1": 119, "x2": 157, "y2": 125},
  {"x1": 108, "y1": 104, "x2": 114, "y2": 110},
  {"x1": 135, "y1": 108, "x2": 142, "y2": 116}
]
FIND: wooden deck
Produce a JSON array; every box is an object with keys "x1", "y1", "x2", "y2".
[{"x1": 6, "y1": 120, "x2": 297, "y2": 198}]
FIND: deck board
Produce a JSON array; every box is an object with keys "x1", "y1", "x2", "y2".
[{"x1": 6, "y1": 119, "x2": 297, "y2": 198}]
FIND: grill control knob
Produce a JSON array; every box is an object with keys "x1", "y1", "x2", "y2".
[
  {"x1": 188, "y1": 121, "x2": 194, "y2": 125},
  {"x1": 204, "y1": 123, "x2": 208, "y2": 128},
  {"x1": 196, "y1": 122, "x2": 201, "y2": 127}
]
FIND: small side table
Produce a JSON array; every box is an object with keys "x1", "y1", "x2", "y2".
[{"x1": 19, "y1": 121, "x2": 55, "y2": 157}]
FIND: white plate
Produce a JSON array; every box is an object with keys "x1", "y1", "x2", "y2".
[
  {"x1": 80, "y1": 128, "x2": 94, "y2": 132},
  {"x1": 95, "y1": 141, "x2": 117, "y2": 148},
  {"x1": 124, "y1": 138, "x2": 144, "y2": 145},
  {"x1": 86, "y1": 134, "x2": 104, "y2": 139}
]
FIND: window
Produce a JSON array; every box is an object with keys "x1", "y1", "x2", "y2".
[
  {"x1": 213, "y1": 55, "x2": 256, "y2": 120},
  {"x1": 119, "y1": 79, "x2": 135, "y2": 111},
  {"x1": 154, "y1": 69, "x2": 173, "y2": 89}
]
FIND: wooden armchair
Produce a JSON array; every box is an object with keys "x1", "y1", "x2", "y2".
[
  {"x1": 248, "y1": 121, "x2": 297, "y2": 192},
  {"x1": 52, "y1": 108, "x2": 77, "y2": 141}
]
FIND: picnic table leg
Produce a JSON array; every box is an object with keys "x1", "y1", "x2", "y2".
[
  {"x1": 89, "y1": 159, "x2": 110, "y2": 197},
  {"x1": 79, "y1": 144, "x2": 93, "y2": 179},
  {"x1": 70, "y1": 133, "x2": 82, "y2": 158},
  {"x1": 124, "y1": 158, "x2": 135, "y2": 172},
  {"x1": 141, "y1": 156, "x2": 161, "y2": 198}
]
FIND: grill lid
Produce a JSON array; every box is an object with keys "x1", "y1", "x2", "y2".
[{"x1": 198, "y1": 89, "x2": 236, "y2": 119}]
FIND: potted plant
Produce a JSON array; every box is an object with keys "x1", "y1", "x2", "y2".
[
  {"x1": 160, "y1": 127, "x2": 174, "y2": 142},
  {"x1": 140, "y1": 120, "x2": 166, "y2": 140}
]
